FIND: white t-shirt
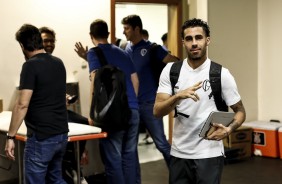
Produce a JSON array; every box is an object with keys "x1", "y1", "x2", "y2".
[{"x1": 157, "y1": 58, "x2": 241, "y2": 159}]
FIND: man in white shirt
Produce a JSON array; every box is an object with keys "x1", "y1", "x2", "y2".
[{"x1": 153, "y1": 18, "x2": 246, "y2": 184}]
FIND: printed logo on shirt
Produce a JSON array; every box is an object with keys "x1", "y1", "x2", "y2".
[
  {"x1": 202, "y1": 79, "x2": 211, "y2": 92},
  {"x1": 140, "y1": 48, "x2": 148, "y2": 56}
]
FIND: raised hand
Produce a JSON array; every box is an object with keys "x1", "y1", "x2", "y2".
[
  {"x1": 177, "y1": 81, "x2": 202, "y2": 101},
  {"x1": 74, "y1": 42, "x2": 88, "y2": 61}
]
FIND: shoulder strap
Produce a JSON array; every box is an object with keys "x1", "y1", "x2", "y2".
[
  {"x1": 169, "y1": 61, "x2": 228, "y2": 117},
  {"x1": 209, "y1": 61, "x2": 228, "y2": 112},
  {"x1": 93, "y1": 46, "x2": 108, "y2": 66},
  {"x1": 149, "y1": 42, "x2": 160, "y2": 61},
  {"x1": 169, "y1": 61, "x2": 183, "y2": 117}
]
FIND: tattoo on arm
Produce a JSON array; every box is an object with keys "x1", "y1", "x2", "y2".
[
  {"x1": 229, "y1": 100, "x2": 246, "y2": 132},
  {"x1": 228, "y1": 120, "x2": 240, "y2": 132}
]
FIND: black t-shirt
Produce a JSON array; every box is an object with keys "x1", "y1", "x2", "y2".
[{"x1": 19, "y1": 53, "x2": 68, "y2": 139}]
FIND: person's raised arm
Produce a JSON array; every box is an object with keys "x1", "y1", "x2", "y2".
[
  {"x1": 74, "y1": 42, "x2": 88, "y2": 61},
  {"x1": 154, "y1": 81, "x2": 202, "y2": 118}
]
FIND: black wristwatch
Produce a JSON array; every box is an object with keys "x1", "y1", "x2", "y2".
[{"x1": 6, "y1": 133, "x2": 15, "y2": 140}]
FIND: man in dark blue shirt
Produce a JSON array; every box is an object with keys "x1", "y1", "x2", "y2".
[
  {"x1": 121, "y1": 14, "x2": 179, "y2": 168},
  {"x1": 87, "y1": 19, "x2": 139, "y2": 184}
]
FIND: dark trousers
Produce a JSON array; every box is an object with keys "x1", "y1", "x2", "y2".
[{"x1": 169, "y1": 156, "x2": 224, "y2": 184}]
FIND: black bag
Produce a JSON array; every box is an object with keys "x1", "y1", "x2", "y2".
[
  {"x1": 149, "y1": 43, "x2": 167, "y2": 85},
  {"x1": 170, "y1": 61, "x2": 228, "y2": 117},
  {"x1": 89, "y1": 47, "x2": 131, "y2": 132}
]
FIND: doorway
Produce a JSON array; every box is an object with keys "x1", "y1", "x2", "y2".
[
  {"x1": 110, "y1": 0, "x2": 183, "y2": 143},
  {"x1": 115, "y1": 3, "x2": 168, "y2": 45}
]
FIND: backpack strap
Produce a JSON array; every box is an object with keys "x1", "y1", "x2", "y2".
[
  {"x1": 209, "y1": 61, "x2": 228, "y2": 112},
  {"x1": 93, "y1": 46, "x2": 108, "y2": 66},
  {"x1": 170, "y1": 61, "x2": 183, "y2": 117},
  {"x1": 169, "y1": 60, "x2": 228, "y2": 118},
  {"x1": 149, "y1": 42, "x2": 166, "y2": 85}
]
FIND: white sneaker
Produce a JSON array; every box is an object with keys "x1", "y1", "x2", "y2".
[
  {"x1": 72, "y1": 169, "x2": 88, "y2": 184},
  {"x1": 81, "y1": 177, "x2": 88, "y2": 184},
  {"x1": 72, "y1": 170, "x2": 77, "y2": 184},
  {"x1": 145, "y1": 137, "x2": 154, "y2": 144}
]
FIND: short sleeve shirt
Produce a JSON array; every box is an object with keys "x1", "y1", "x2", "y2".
[
  {"x1": 157, "y1": 58, "x2": 241, "y2": 159},
  {"x1": 20, "y1": 53, "x2": 68, "y2": 139},
  {"x1": 125, "y1": 40, "x2": 168, "y2": 102}
]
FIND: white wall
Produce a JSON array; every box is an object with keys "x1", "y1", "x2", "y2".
[
  {"x1": 115, "y1": 3, "x2": 170, "y2": 136},
  {"x1": 0, "y1": 0, "x2": 110, "y2": 117},
  {"x1": 2, "y1": 0, "x2": 282, "y2": 126},
  {"x1": 258, "y1": 0, "x2": 282, "y2": 121},
  {"x1": 115, "y1": 3, "x2": 168, "y2": 45}
]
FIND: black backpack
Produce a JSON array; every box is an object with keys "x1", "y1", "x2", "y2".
[
  {"x1": 170, "y1": 61, "x2": 228, "y2": 117},
  {"x1": 89, "y1": 47, "x2": 131, "y2": 132},
  {"x1": 149, "y1": 43, "x2": 167, "y2": 85}
]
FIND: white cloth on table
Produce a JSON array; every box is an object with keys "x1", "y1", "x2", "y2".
[{"x1": 0, "y1": 111, "x2": 101, "y2": 136}]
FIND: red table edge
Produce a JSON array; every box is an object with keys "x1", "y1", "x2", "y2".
[
  {"x1": 68, "y1": 132, "x2": 107, "y2": 141},
  {"x1": 15, "y1": 132, "x2": 108, "y2": 142}
]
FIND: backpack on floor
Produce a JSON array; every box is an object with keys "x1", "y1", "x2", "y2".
[
  {"x1": 170, "y1": 61, "x2": 228, "y2": 117},
  {"x1": 89, "y1": 47, "x2": 131, "y2": 132}
]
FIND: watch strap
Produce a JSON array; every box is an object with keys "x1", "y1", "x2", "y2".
[{"x1": 6, "y1": 134, "x2": 15, "y2": 140}]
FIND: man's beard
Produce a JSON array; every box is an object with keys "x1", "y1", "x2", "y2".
[
  {"x1": 188, "y1": 55, "x2": 201, "y2": 61},
  {"x1": 188, "y1": 49, "x2": 206, "y2": 61},
  {"x1": 188, "y1": 53, "x2": 203, "y2": 61}
]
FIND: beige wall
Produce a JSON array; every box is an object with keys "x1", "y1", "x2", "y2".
[
  {"x1": 208, "y1": 0, "x2": 258, "y2": 121},
  {"x1": 208, "y1": 0, "x2": 282, "y2": 122},
  {"x1": 0, "y1": 0, "x2": 111, "y2": 117},
  {"x1": 1, "y1": 0, "x2": 282, "y2": 123},
  {"x1": 257, "y1": 0, "x2": 282, "y2": 121}
]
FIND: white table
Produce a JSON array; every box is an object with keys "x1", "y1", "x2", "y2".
[{"x1": 0, "y1": 111, "x2": 107, "y2": 184}]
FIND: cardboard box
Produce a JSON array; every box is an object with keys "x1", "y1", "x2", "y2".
[
  {"x1": 223, "y1": 126, "x2": 252, "y2": 160},
  {"x1": 225, "y1": 142, "x2": 252, "y2": 160},
  {"x1": 244, "y1": 121, "x2": 282, "y2": 158},
  {"x1": 223, "y1": 126, "x2": 252, "y2": 147},
  {"x1": 278, "y1": 127, "x2": 282, "y2": 159},
  {"x1": 0, "y1": 99, "x2": 3, "y2": 113}
]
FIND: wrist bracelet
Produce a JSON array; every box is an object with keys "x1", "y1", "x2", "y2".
[{"x1": 6, "y1": 133, "x2": 15, "y2": 140}]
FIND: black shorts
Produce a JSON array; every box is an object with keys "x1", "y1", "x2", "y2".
[{"x1": 169, "y1": 156, "x2": 224, "y2": 184}]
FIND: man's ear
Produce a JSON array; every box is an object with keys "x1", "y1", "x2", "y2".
[
  {"x1": 19, "y1": 43, "x2": 24, "y2": 50},
  {"x1": 206, "y1": 37, "x2": 211, "y2": 46}
]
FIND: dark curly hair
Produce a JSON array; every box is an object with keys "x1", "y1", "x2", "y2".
[
  {"x1": 39, "y1": 26, "x2": 56, "y2": 38},
  {"x1": 181, "y1": 18, "x2": 210, "y2": 39},
  {"x1": 15, "y1": 24, "x2": 43, "y2": 52}
]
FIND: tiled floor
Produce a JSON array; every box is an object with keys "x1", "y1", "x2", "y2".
[
  {"x1": 138, "y1": 135, "x2": 282, "y2": 184},
  {"x1": 138, "y1": 133, "x2": 163, "y2": 163}
]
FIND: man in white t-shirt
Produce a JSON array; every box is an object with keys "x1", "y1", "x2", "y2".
[{"x1": 153, "y1": 18, "x2": 246, "y2": 184}]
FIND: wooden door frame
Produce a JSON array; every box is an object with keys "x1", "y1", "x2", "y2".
[{"x1": 110, "y1": 0, "x2": 182, "y2": 144}]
